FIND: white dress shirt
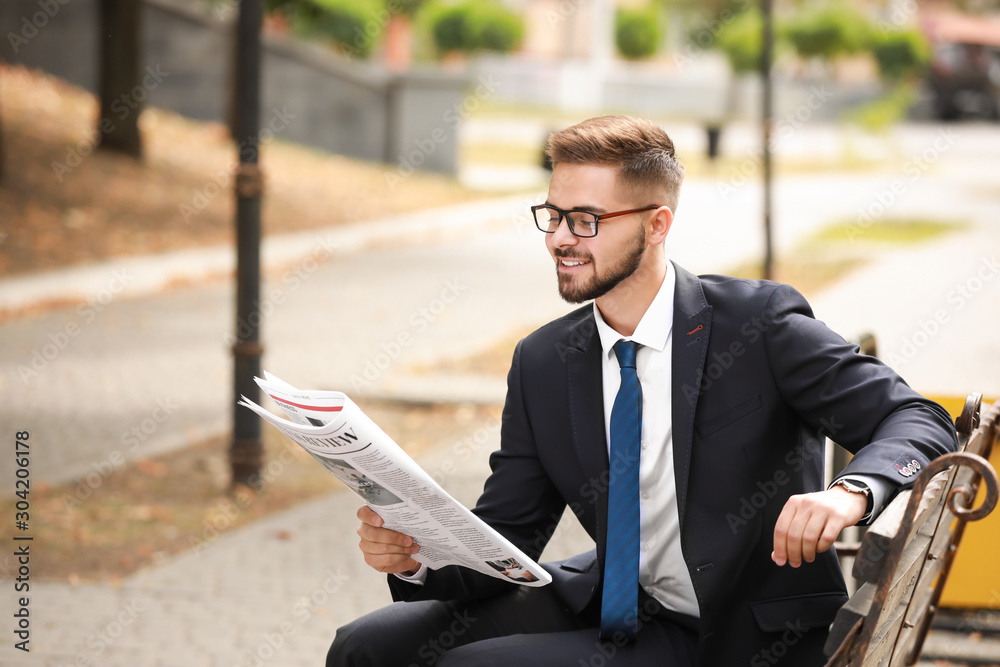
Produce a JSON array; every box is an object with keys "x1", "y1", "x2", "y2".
[{"x1": 592, "y1": 261, "x2": 701, "y2": 618}]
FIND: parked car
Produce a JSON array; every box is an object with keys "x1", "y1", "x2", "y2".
[{"x1": 921, "y1": 8, "x2": 1000, "y2": 120}]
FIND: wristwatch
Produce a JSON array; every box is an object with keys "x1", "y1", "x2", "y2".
[{"x1": 832, "y1": 478, "x2": 873, "y2": 521}]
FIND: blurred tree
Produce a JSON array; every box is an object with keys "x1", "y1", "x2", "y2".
[
  {"x1": 715, "y1": 7, "x2": 762, "y2": 74},
  {"x1": 616, "y1": 4, "x2": 662, "y2": 60},
  {"x1": 292, "y1": 0, "x2": 382, "y2": 58},
  {"x1": 260, "y1": 0, "x2": 428, "y2": 59},
  {"x1": 476, "y1": 2, "x2": 523, "y2": 53},
  {"x1": 98, "y1": 0, "x2": 143, "y2": 158},
  {"x1": 261, "y1": 0, "x2": 380, "y2": 58},
  {"x1": 869, "y1": 28, "x2": 930, "y2": 82},
  {"x1": 423, "y1": 0, "x2": 523, "y2": 57},
  {"x1": 426, "y1": 2, "x2": 476, "y2": 53},
  {"x1": 782, "y1": 2, "x2": 870, "y2": 64}
]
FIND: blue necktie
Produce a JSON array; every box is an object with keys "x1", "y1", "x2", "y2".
[{"x1": 601, "y1": 340, "x2": 642, "y2": 640}]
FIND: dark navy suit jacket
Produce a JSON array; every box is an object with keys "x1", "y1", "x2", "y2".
[{"x1": 389, "y1": 262, "x2": 958, "y2": 665}]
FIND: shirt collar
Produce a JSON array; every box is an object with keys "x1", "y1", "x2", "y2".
[{"x1": 593, "y1": 261, "x2": 676, "y2": 355}]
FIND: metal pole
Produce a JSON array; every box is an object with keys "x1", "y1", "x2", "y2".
[
  {"x1": 761, "y1": 0, "x2": 774, "y2": 281},
  {"x1": 230, "y1": 0, "x2": 264, "y2": 489},
  {"x1": 97, "y1": 0, "x2": 143, "y2": 157}
]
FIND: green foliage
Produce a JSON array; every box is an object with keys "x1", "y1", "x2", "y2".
[
  {"x1": 868, "y1": 28, "x2": 930, "y2": 82},
  {"x1": 782, "y1": 2, "x2": 871, "y2": 61},
  {"x1": 388, "y1": 0, "x2": 426, "y2": 18},
  {"x1": 423, "y1": 1, "x2": 523, "y2": 55},
  {"x1": 477, "y1": 3, "x2": 524, "y2": 52},
  {"x1": 714, "y1": 8, "x2": 762, "y2": 74},
  {"x1": 272, "y1": 0, "x2": 386, "y2": 58},
  {"x1": 615, "y1": 5, "x2": 662, "y2": 60},
  {"x1": 426, "y1": 3, "x2": 476, "y2": 53}
]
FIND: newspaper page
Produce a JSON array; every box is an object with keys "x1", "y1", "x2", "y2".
[{"x1": 238, "y1": 372, "x2": 551, "y2": 587}]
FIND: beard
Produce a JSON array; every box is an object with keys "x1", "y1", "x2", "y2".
[{"x1": 555, "y1": 225, "x2": 646, "y2": 304}]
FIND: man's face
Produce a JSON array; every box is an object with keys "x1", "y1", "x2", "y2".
[{"x1": 544, "y1": 163, "x2": 648, "y2": 304}]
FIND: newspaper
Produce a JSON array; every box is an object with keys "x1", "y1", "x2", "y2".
[{"x1": 238, "y1": 372, "x2": 551, "y2": 587}]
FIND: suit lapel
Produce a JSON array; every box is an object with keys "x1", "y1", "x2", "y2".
[
  {"x1": 563, "y1": 313, "x2": 609, "y2": 558},
  {"x1": 671, "y1": 262, "x2": 712, "y2": 533}
]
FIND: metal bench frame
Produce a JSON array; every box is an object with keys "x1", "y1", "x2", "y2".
[{"x1": 824, "y1": 394, "x2": 1000, "y2": 667}]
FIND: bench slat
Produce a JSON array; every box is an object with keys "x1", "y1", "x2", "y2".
[
  {"x1": 862, "y1": 597, "x2": 907, "y2": 666},
  {"x1": 825, "y1": 582, "x2": 873, "y2": 655},
  {"x1": 853, "y1": 470, "x2": 951, "y2": 583}
]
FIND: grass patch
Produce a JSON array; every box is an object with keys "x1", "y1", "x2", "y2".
[
  {"x1": 727, "y1": 256, "x2": 867, "y2": 298},
  {"x1": 731, "y1": 217, "x2": 965, "y2": 296},
  {"x1": 409, "y1": 326, "x2": 537, "y2": 377},
  {"x1": 2, "y1": 400, "x2": 500, "y2": 583},
  {"x1": 843, "y1": 85, "x2": 917, "y2": 133},
  {"x1": 812, "y1": 218, "x2": 966, "y2": 244}
]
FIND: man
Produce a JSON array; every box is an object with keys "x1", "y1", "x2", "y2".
[{"x1": 329, "y1": 116, "x2": 958, "y2": 665}]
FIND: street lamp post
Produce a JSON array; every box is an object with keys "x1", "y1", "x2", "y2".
[
  {"x1": 230, "y1": 0, "x2": 265, "y2": 489},
  {"x1": 761, "y1": 0, "x2": 775, "y2": 281}
]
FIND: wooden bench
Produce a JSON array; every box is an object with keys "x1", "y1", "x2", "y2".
[{"x1": 823, "y1": 393, "x2": 1000, "y2": 666}]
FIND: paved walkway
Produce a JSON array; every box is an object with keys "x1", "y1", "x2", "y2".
[{"x1": 0, "y1": 122, "x2": 998, "y2": 665}]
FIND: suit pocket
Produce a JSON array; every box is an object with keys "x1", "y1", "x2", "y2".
[
  {"x1": 696, "y1": 392, "x2": 764, "y2": 438},
  {"x1": 556, "y1": 549, "x2": 597, "y2": 574},
  {"x1": 750, "y1": 591, "x2": 848, "y2": 632}
]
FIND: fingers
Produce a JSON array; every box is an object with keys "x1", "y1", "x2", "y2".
[
  {"x1": 357, "y1": 504, "x2": 384, "y2": 527},
  {"x1": 355, "y1": 505, "x2": 421, "y2": 574},
  {"x1": 771, "y1": 497, "x2": 797, "y2": 568},
  {"x1": 772, "y1": 490, "x2": 862, "y2": 568}
]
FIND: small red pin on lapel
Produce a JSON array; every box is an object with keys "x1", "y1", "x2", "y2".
[{"x1": 687, "y1": 325, "x2": 703, "y2": 336}]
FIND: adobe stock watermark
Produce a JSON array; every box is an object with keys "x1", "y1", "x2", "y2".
[
  {"x1": 6, "y1": 0, "x2": 72, "y2": 55},
  {"x1": 750, "y1": 619, "x2": 809, "y2": 666},
  {"x1": 385, "y1": 75, "x2": 500, "y2": 191},
  {"x1": 236, "y1": 568, "x2": 351, "y2": 666},
  {"x1": 846, "y1": 128, "x2": 958, "y2": 241},
  {"x1": 874, "y1": 0, "x2": 923, "y2": 35},
  {"x1": 349, "y1": 277, "x2": 469, "y2": 391},
  {"x1": 18, "y1": 269, "x2": 133, "y2": 384},
  {"x1": 409, "y1": 609, "x2": 478, "y2": 666},
  {"x1": 62, "y1": 397, "x2": 180, "y2": 511},
  {"x1": 188, "y1": 443, "x2": 298, "y2": 554},
  {"x1": 64, "y1": 599, "x2": 145, "y2": 667},
  {"x1": 717, "y1": 84, "x2": 833, "y2": 201},
  {"x1": 578, "y1": 597, "x2": 664, "y2": 666},
  {"x1": 51, "y1": 65, "x2": 170, "y2": 182},
  {"x1": 179, "y1": 106, "x2": 297, "y2": 223},
  {"x1": 224, "y1": 234, "x2": 339, "y2": 347},
  {"x1": 884, "y1": 254, "x2": 999, "y2": 368},
  {"x1": 428, "y1": 415, "x2": 501, "y2": 486},
  {"x1": 724, "y1": 420, "x2": 839, "y2": 535},
  {"x1": 679, "y1": 299, "x2": 786, "y2": 405}
]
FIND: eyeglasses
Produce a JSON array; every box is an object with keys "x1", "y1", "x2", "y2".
[{"x1": 530, "y1": 204, "x2": 660, "y2": 238}]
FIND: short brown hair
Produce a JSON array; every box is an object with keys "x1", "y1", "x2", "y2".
[{"x1": 545, "y1": 115, "x2": 684, "y2": 211}]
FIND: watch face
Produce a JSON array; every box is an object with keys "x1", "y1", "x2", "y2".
[{"x1": 838, "y1": 480, "x2": 867, "y2": 494}]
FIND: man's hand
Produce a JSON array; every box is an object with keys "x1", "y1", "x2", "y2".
[
  {"x1": 771, "y1": 487, "x2": 868, "y2": 568},
  {"x1": 356, "y1": 505, "x2": 421, "y2": 575}
]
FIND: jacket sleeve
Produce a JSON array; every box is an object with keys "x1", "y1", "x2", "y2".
[{"x1": 762, "y1": 284, "x2": 958, "y2": 493}]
